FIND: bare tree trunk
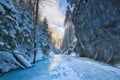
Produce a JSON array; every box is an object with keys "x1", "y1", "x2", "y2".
[
  {"x1": 29, "y1": 0, "x2": 32, "y2": 6},
  {"x1": 33, "y1": 23, "x2": 37, "y2": 64},
  {"x1": 20, "y1": 0, "x2": 23, "y2": 5},
  {"x1": 35, "y1": 0, "x2": 39, "y2": 22},
  {"x1": 33, "y1": 0, "x2": 39, "y2": 64}
]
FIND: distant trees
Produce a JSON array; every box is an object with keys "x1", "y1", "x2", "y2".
[
  {"x1": 42, "y1": 18, "x2": 48, "y2": 31},
  {"x1": 38, "y1": 18, "x2": 51, "y2": 55},
  {"x1": 66, "y1": 6, "x2": 71, "y2": 18}
]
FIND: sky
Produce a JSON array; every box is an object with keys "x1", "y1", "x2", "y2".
[{"x1": 39, "y1": 0, "x2": 68, "y2": 35}]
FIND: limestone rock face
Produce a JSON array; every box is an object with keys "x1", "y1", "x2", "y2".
[{"x1": 68, "y1": 0, "x2": 120, "y2": 63}]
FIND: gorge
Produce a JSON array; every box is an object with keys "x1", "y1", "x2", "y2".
[{"x1": 0, "y1": 0, "x2": 120, "y2": 80}]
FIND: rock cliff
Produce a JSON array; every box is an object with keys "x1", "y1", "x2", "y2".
[{"x1": 66, "y1": 0, "x2": 120, "y2": 63}]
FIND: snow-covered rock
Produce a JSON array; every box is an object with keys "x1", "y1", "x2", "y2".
[
  {"x1": 49, "y1": 51, "x2": 55, "y2": 58},
  {"x1": 36, "y1": 47, "x2": 45, "y2": 61},
  {"x1": 114, "y1": 63, "x2": 120, "y2": 69},
  {"x1": 70, "y1": 52, "x2": 76, "y2": 56},
  {"x1": 13, "y1": 50, "x2": 19, "y2": 54},
  {"x1": 0, "y1": 42, "x2": 4, "y2": 46}
]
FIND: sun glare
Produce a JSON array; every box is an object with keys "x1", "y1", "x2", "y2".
[
  {"x1": 39, "y1": 0, "x2": 67, "y2": 50},
  {"x1": 49, "y1": 55, "x2": 62, "y2": 71}
]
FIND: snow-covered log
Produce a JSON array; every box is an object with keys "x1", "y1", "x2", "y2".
[
  {"x1": 13, "y1": 54, "x2": 32, "y2": 68},
  {"x1": 0, "y1": 52, "x2": 25, "y2": 73}
]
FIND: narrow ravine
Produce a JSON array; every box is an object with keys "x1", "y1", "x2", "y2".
[{"x1": 0, "y1": 0, "x2": 120, "y2": 80}]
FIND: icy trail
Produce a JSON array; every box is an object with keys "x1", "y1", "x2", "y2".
[{"x1": 0, "y1": 55, "x2": 120, "y2": 80}]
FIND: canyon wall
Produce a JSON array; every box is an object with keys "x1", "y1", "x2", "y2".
[{"x1": 67, "y1": 0, "x2": 120, "y2": 63}]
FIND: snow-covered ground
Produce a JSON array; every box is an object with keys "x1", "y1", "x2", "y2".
[{"x1": 0, "y1": 55, "x2": 120, "y2": 80}]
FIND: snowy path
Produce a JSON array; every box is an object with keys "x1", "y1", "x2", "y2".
[{"x1": 0, "y1": 55, "x2": 120, "y2": 80}]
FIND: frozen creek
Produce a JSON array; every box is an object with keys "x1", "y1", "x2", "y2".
[{"x1": 0, "y1": 54, "x2": 120, "y2": 80}]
